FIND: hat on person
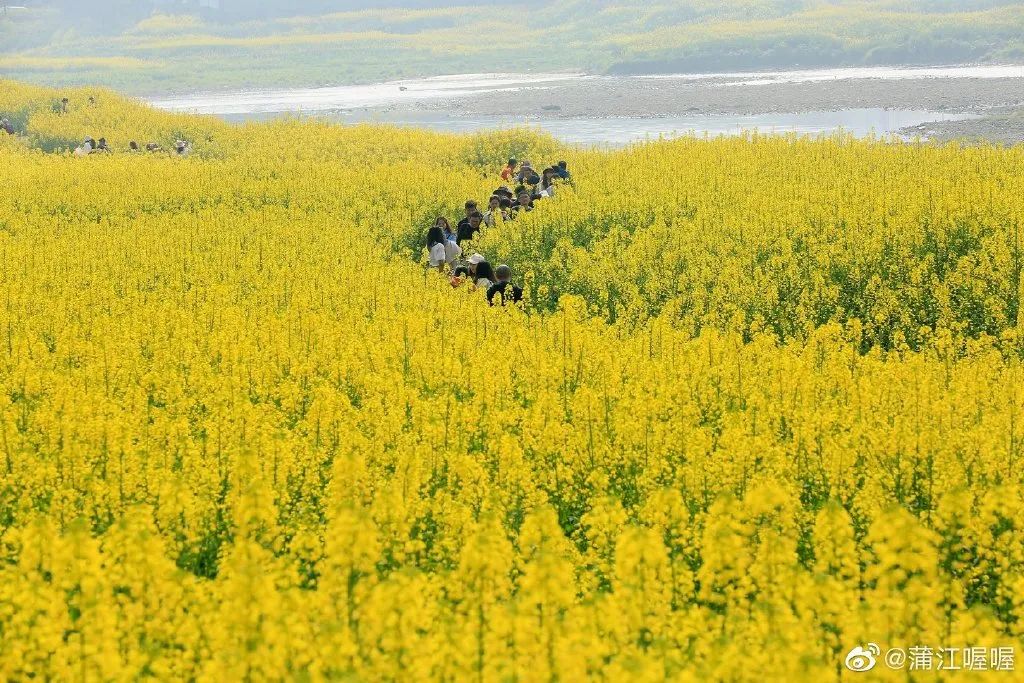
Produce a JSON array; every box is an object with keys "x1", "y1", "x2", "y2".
[{"x1": 467, "y1": 253, "x2": 485, "y2": 266}]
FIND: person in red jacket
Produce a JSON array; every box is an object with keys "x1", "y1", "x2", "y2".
[{"x1": 500, "y1": 158, "x2": 517, "y2": 181}]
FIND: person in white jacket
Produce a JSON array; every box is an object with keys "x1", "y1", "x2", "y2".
[
  {"x1": 427, "y1": 226, "x2": 461, "y2": 272},
  {"x1": 73, "y1": 137, "x2": 94, "y2": 157}
]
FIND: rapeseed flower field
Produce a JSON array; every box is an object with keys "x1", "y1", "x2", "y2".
[{"x1": 1, "y1": 81, "x2": 1023, "y2": 681}]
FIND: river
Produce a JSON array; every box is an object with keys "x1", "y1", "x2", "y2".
[{"x1": 148, "y1": 66, "x2": 1018, "y2": 145}]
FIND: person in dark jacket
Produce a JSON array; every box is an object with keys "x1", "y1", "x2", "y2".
[
  {"x1": 512, "y1": 190, "x2": 533, "y2": 214},
  {"x1": 457, "y1": 211, "x2": 484, "y2": 245},
  {"x1": 455, "y1": 200, "x2": 478, "y2": 238},
  {"x1": 487, "y1": 265, "x2": 524, "y2": 306}
]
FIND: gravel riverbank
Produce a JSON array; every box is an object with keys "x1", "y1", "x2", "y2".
[{"x1": 389, "y1": 74, "x2": 1024, "y2": 143}]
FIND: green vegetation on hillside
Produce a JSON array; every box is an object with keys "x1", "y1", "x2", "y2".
[{"x1": 2, "y1": 1, "x2": 1023, "y2": 92}]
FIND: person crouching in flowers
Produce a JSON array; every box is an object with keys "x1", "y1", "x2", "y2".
[{"x1": 427, "y1": 226, "x2": 461, "y2": 273}]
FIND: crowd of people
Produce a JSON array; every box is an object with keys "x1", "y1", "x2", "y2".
[
  {"x1": 5, "y1": 98, "x2": 567, "y2": 309},
  {"x1": 73, "y1": 137, "x2": 192, "y2": 157},
  {"x1": 2, "y1": 96, "x2": 193, "y2": 157},
  {"x1": 427, "y1": 157, "x2": 572, "y2": 306}
]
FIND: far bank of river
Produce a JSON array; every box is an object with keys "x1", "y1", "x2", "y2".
[{"x1": 149, "y1": 67, "x2": 1024, "y2": 146}]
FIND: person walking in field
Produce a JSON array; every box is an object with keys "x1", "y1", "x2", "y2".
[
  {"x1": 473, "y1": 261, "x2": 497, "y2": 290},
  {"x1": 457, "y1": 211, "x2": 484, "y2": 245},
  {"x1": 501, "y1": 158, "x2": 518, "y2": 181},
  {"x1": 434, "y1": 216, "x2": 457, "y2": 244},
  {"x1": 483, "y1": 195, "x2": 506, "y2": 227},
  {"x1": 73, "y1": 137, "x2": 95, "y2": 156},
  {"x1": 456, "y1": 200, "x2": 477, "y2": 238},
  {"x1": 428, "y1": 226, "x2": 462, "y2": 272},
  {"x1": 466, "y1": 253, "x2": 485, "y2": 277},
  {"x1": 444, "y1": 237, "x2": 463, "y2": 268},
  {"x1": 494, "y1": 186, "x2": 514, "y2": 202},
  {"x1": 487, "y1": 265, "x2": 524, "y2": 306},
  {"x1": 538, "y1": 167, "x2": 557, "y2": 198},
  {"x1": 513, "y1": 189, "x2": 534, "y2": 214},
  {"x1": 516, "y1": 160, "x2": 535, "y2": 184}
]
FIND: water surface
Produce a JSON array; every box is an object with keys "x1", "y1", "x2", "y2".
[
  {"x1": 149, "y1": 68, "x2": 994, "y2": 145},
  {"x1": 222, "y1": 108, "x2": 976, "y2": 146}
]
